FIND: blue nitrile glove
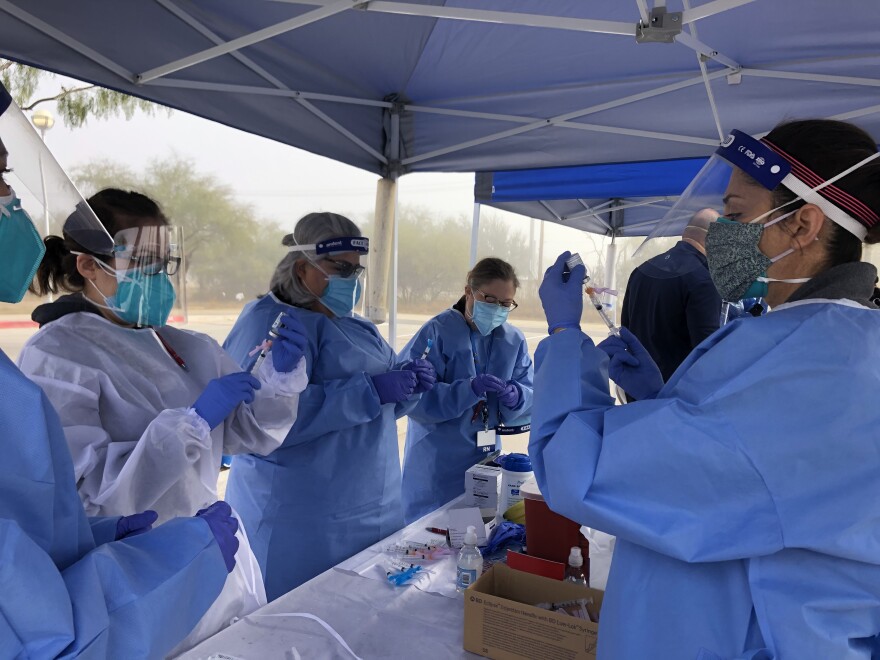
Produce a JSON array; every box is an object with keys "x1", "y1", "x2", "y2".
[
  {"x1": 115, "y1": 510, "x2": 159, "y2": 540},
  {"x1": 196, "y1": 501, "x2": 240, "y2": 573},
  {"x1": 371, "y1": 370, "x2": 418, "y2": 404},
  {"x1": 403, "y1": 358, "x2": 436, "y2": 393},
  {"x1": 597, "y1": 327, "x2": 664, "y2": 401},
  {"x1": 193, "y1": 372, "x2": 262, "y2": 430},
  {"x1": 539, "y1": 252, "x2": 585, "y2": 334},
  {"x1": 498, "y1": 381, "x2": 520, "y2": 408},
  {"x1": 471, "y1": 373, "x2": 506, "y2": 397},
  {"x1": 271, "y1": 313, "x2": 308, "y2": 373}
]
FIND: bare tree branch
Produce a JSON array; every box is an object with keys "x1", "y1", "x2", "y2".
[{"x1": 22, "y1": 85, "x2": 96, "y2": 111}]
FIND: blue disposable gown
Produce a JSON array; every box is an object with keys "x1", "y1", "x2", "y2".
[
  {"x1": 0, "y1": 350, "x2": 227, "y2": 659},
  {"x1": 530, "y1": 299, "x2": 880, "y2": 659},
  {"x1": 223, "y1": 293, "x2": 410, "y2": 600},
  {"x1": 400, "y1": 308, "x2": 533, "y2": 522}
]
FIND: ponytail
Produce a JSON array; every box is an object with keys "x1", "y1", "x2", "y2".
[{"x1": 30, "y1": 235, "x2": 88, "y2": 296}]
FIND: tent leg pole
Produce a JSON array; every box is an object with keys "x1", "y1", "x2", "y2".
[
  {"x1": 604, "y1": 234, "x2": 619, "y2": 324},
  {"x1": 389, "y1": 180, "x2": 399, "y2": 351},
  {"x1": 367, "y1": 177, "x2": 397, "y2": 328},
  {"x1": 470, "y1": 203, "x2": 481, "y2": 267}
]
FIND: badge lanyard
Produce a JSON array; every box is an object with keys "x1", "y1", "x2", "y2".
[
  {"x1": 470, "y1": 332, "x2": 499, "y2": 452},
  {"x1": 470, "y1": 331, "x2": 530, "y2": 449}
]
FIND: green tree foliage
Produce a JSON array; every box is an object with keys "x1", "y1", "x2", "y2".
[
  {"x1": 74, "y1": 157, "x2": 286, "y2": 302},
  {"x1": 395, "y1": 206, "x2": 530, "y2": 310},
  {"x1": 1, "y1": 60, "x2": 164, "y2": 127}
]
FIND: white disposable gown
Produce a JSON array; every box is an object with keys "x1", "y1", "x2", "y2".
[
  {"x1": 0, "y1": 349, "x2": 228, "y2": 659},
  {"x1": 18, "y1": 310, "x2": 306, "y2": 521},
  {"x1": 530, "y1": 294, "x2": 880, "y2": 659}
]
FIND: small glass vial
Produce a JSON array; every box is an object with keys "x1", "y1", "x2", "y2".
[{"x1": 456, "y1": 526, "x2": 484, "y2": 592}]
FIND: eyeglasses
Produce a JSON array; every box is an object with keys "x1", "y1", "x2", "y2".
[
  {"x1": 474, "y1": 288, "x2": 518, "y2": 310},
  {"x1": 318, "y1": 257, "x2": 366, "y2": 279},
  {"x1": 113, "y1": 246, "x2": 181, "y2": 276}
]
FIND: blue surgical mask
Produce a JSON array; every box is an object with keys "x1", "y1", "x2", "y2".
[
  {"x1": 470, "y1": 300, "x2": 509, "y2": 336},
  {"x1": 93, "y1": 261, "x2": 176, "y2": 326},
  {"x1": 0, "y1": 196, "x2": 46, "y2": 303},
  {"x1": 320, "y1": 276, "x2": 362, "y2": 318}
]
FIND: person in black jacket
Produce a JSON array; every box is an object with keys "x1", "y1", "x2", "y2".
[{"x1": 620, "y1": 209, "x2": 721, "y2": 398}]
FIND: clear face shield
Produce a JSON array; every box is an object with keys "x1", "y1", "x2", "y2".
[
  {"x1": 288, "y1": 236, "x2": 369, "y2": 317},
  {"x1": 639, "y1": 129, "x2": 880, "y2": 253},
  {"x1": 87, "y1": 225, "x2": 184, "y2": 327},
  {"x1": 0, "y1": 83, "x2": 111, "y2": 254},
  {"x1": 638, "y1": 130, "x2": 794, "y2": 255}
]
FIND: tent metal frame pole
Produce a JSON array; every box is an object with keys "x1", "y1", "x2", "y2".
[
  {"x1": 740, "y1": 68, "x2": 880, "y2": 88},
  {"x1": 269, "y1": 0, "x2": 753, "y2": 31},
  {"x1": 153, "y1": 0, "x2": 391, "y2": 168},
  {"x1": 538, "y1": 200, "x2": 564, "y2": 224},
  {"x1": 154, "y1": 0, "x2": 289, "y2": 88},
  {"x1": 831, "y1": 103, "x2": 880, "y2": 121},
  {"x1": 469, "y1": 204, "x2": 481, "y2": 267},
  {"x1": 296, "y1": 97, "x2": 388, "y2": 163},
  {"x1": 0, "y1": 0, "x2": 135, "y2": 81},
  {"x1": 145, "y1": 78, "x2": 392, "y2": 108},
  {"x1": 558, "y1": 121, "x2": 718, "y2": 145},
  {"x1": 635, "y1": 0, "x2": 650, "y2": 24},
  {"x1": 680, "y1": 0, "x2": 756, "y2": 24},
  {"x1": 136, "y1": 0, "x2": 357, "y2": 83},
  {"x1": 563, "y1": 197, "x2": 674, "y2": 223},
  {"x1": 402, "y1": 70, "x2": 729, "y2": 166},
  {"x1": 682, "y1": 0, "x2": 725, "y2": 142},
  {"x1": 352, "y1": 2, "x2": 635, "y2": 36},
  {"x1": 674, "y1": 32, "x2": 739, "y2": 70}
]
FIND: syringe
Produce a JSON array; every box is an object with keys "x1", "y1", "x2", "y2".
[
  {"x1": 565, "y1": 252, "x2": 621, "y2": 336},
  {"x1": 249, "y1": 312, "x2": 286, "y2": 374}
]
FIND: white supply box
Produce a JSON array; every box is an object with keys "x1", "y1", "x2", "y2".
[{"x1": 464, "y1": 464, "x2": 502, "y2": 509}]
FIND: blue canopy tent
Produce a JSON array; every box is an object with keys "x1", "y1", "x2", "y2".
[
  {"x1": 1, "y1": 0, "x2": 877, "y2": 343},
  {"x1": 474, "y1": 157, "x2": 709, "y2": 319}
]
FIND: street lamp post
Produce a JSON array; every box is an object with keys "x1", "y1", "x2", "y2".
[{"x1": 31, "y1": 109, "x2": 55, "y2": 300}]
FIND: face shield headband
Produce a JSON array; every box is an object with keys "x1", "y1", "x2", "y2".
[{"x1": 287, "y1": 235, "x2": 369, "y2": 280}]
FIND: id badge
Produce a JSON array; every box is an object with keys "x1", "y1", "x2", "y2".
[{"x1": 476, "y1": 429, "x2": 496, "y2": 450}]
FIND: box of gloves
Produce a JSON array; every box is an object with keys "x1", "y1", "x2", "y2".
[{"x1": 463, "y1": 564, "x2": 603, "y2": 660}]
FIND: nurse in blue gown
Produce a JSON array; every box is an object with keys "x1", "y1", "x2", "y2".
[
  {"x1": 0, "y1": 85, "x2": 238, "y2": 659},
  {"x1": 531, "y1": 119, "x2": 880, "y2": 659},
  {"x1": 224, "y1": 212, "x2": 434, "y2": 600},
  {"x1": 400, "y1": 257, "x2": 533, "y2": 522}
]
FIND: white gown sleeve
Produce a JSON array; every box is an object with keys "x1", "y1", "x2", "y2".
[
  {"x1": 219, "y1": 348, "x2": 307, "y2": 456},
  {"x1": 19, "y1": 347, "x2": 214, "y2": 517}
]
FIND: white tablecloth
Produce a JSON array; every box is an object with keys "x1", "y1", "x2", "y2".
[{"x1": 178, "y1": 497, "x2": 481, "y2": 660}]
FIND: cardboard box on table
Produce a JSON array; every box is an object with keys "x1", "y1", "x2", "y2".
[{"x1": 463, "y1": 564, "x2": 603, "y2": 660}]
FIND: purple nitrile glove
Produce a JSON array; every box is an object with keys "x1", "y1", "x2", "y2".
[
  {"x1": 597, "y1": 326, "x2": 664, "y2": 401},
  {"x1": 403, "y1": 358, "x2": 436, "y2": 394},
  {"x1": 372, "y1": 370, "x2": 418, "y2": 404},
  {"x1": 471, "y1": 373, "x2": 506, "y2": 397},
  {"x1": 115, "y1": 510, "x2": 159, "y2": 540},
  {"x1": 196, "y1": 501, "x2": 240, "y2": 573},
  {"x1": 498, "y1": 381, "x2": 520, "y2": 408},
  {"x1": 271, "y1": 313, "x2": 308, "y2": 373},
  {"x1": 193, "y1": 372, "x2": 261, "y2": 429},
  {"x1": 539, "y1": 252, "x2": 585, "y2": 334}
]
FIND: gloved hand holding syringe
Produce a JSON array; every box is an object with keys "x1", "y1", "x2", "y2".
[
  {"x1": 563, "y1": 253, "x2": 621, "y2": 337},
  {"x1": 249, "y1": 312, "x2": 287, "y2": 373}
]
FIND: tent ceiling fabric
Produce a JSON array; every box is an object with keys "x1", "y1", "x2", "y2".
[{"x1": 1, "y1": 0, "x2": 878, "y2": 176}]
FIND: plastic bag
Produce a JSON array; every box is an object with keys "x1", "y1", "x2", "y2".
[
  {"x1": 580, "y1": 526, "x2": 616, "y2": 591},
  {"x1": 167, "y1": 509, "x2": 266, "y2": 657}
]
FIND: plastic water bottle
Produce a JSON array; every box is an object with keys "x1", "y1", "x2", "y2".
[
  {"x1": 565, "y1": 546, "x2": 589, "y2": 587},
  {"x1": 456, "y1": 526, "x2": 483, "y2": 592}
]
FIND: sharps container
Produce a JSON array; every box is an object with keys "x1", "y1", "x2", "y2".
[
  {"x1": 521, "y1": 476, "x2": 589, "y2": 566},
  {"x1": 496, "y1": 453, "x2": 533, "y2": 516}
]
